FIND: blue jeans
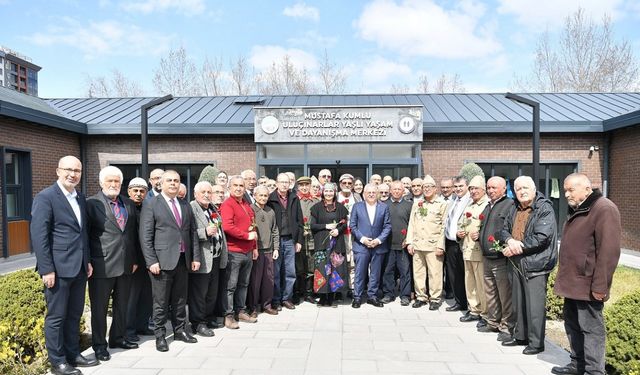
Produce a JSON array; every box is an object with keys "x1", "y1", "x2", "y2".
[{"x1": 273, "y1": 238, "x2": 296, "y2": 304}]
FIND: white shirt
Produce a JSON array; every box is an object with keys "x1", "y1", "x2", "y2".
[
  {"x1": 57, "y1": 181, "x2": 81, "y2": 227},
  {"x1": 445, "y1": 193, "x2": 470, "y2": 241},
  {"x1": 161, "y1": 192, "x2": 182, "y2": 221},
  {"x1": 366, "y1": 202, "x2": 377, "y2": 226}
]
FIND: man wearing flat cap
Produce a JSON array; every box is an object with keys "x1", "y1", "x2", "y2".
[
  {"x1": 295, "y1": 176, "x2": 319, "y2": 303},
  {"x1": 458, "y1": 175, "x2": 489, "y2": 325}
]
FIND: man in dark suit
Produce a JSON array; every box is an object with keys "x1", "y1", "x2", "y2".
[
  {"x1": 31, "y1": 155, "x2": 98, "y2": 375},
  {"x1": 86, "y1": 166, "x2": 139, "y2": 362},
  {"x1": 349, "y1": 183, "x2": 392, "y2": 308},
  {"x1": 140, "y1": 170, "x2": 202, "y2": 352}
]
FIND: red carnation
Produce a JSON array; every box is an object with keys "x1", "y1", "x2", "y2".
[
  {"x1": 344, "y1": 199, "x2": 349, "y2": 204},
  {"x1": 401, "y1": 229, "x2": 407, "y2": 236},
  {"x1": 418, "y1": 201, "x2": 423, "y2": 207},
  {"x1": 488, "y1": 235, "x2": 495, "y2": 243},
  {"x1": 210, "y1": 212, "x2": 218, "y2": 220},
  {"x1": 479, "y1": 214, "x2": 485, "y2": 221},
  {"x1": 303, "y1": 217, "x2": 309, "y2": 223},
  {"x1": 345, "y1": 227, "x2": 351, "y2": 235},
  {"x1": 465, "y1": 212, "x2": 472, "y2": 218}
]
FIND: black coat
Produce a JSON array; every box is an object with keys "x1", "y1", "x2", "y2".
[
  {"x1": 267, "y1": 190, "x2": 304, "y2": 245},
  {"x1": 479, "y1": 195, "x2": 513, "y2": 259},
  {"x1": 499, "y1": 191, "x2": 558, "y2": 277},
  {"x1": 86, "y1": 193, "x2": 139, "y2": 278},
  {"x1": 310, "y1": 201, "x2": 349, "y2": 254}
]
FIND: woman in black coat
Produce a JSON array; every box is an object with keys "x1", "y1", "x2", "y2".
[{"x1": 310, "y1": 182, "x2": 349, "y2": 306}]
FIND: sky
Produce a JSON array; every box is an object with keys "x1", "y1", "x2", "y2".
[{"x1": 2, "y1": 0, "x2": 640, "y2": 98}]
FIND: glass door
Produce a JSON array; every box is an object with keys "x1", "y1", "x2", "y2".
[{"x1": 309, "y1": 165, "x2": 368, "y2": 183}]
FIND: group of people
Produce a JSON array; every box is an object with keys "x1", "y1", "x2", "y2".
[{"x1": 32, "y1": 157, "x2": 621, "y2": 375}]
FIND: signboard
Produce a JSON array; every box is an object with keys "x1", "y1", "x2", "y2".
[{"x1": 254, "y1": 106, "x2": 423, "y2": 143}]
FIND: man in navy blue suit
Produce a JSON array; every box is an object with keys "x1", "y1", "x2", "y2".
[
  {"x1": 349, "y1": 183, "x2": 392, "y2": 308},
  {"x1": 31, "y1": 156, "x2": 97, "y2": 375}
]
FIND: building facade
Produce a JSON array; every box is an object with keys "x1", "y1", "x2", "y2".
[
  {"x1": 1, "y1": 90, "x2": 639, "y2": 257},
  {"x1": 0, "y1": 47, "x2": 40, "y2": 96}
]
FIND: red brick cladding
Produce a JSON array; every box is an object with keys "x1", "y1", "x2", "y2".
[
  {"x1": 84, "y1": 135, "x2": 256, "y2": 196},
  {"x1": 0, "y1": 116, "x2": 81, "y2": 252},
  {"x1": 421, "y1": 133, "x2": 605, "y2": 188},
  {"x1": 609, "y1": 125, "x2": 640, "y2": 251}
]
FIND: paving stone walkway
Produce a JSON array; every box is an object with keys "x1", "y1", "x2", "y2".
[{"x1": 73, "y1": 299, "x2": 569, "y2": 375}]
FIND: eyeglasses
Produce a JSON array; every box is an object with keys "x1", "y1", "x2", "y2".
[
  {"x1": 341, "y1": 181, "x2": 353, "y2": 185},
  {"x1": 379, "y1": 191, "x2": 389, "y2": 195},
  {"x1": 58, "y1": 168, "x2": 82, "y2": 175}
]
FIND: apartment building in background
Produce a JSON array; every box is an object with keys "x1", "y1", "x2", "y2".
[{"x1": 0, "y1": 46, "x2": 40, "y2": 96}]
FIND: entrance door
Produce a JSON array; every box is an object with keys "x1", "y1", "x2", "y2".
[{"x1": 309, "y1": 165, "x2": 367, "y2": 183}]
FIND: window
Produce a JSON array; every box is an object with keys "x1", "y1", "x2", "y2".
[{"x1": 2, "y1": 150, "x2": 31, "y2": 220}]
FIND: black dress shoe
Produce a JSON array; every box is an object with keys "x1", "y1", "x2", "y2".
[
  {"x1": 51, "y1": 363, "x2": 81, "y2": 375},
  {"x1": 501, "y1": 338, "x2": 528, "y2": 347},
  {"x1": 207, "y1": 320, "x2": 223, "y2": 329},
  {"x1": 551, "y1": 363, "x2": 580, "y2": 375},
  {"x1": 496, "y1": 331, "x2": 512, "y2": 341},
  {"x1": 195, "y1": 324, "x2": 215, "y2": 337},
  {"x1": 477, "y1": 325, "x2": 499, "y2": 333},
  {"x1": 137, "y1": 328, "x2": 155, "y2": 336},
  {"x1": 400, "y1": 297, "x2": 411, "y2": 306},
  {"x1": 367, "y1": 299, "x2": 383, "y2": 307},
  {"x1": 109, "y1": 339, "x2": 139, "y2": 350},
  {"x1": 476, "y1": 318, "x2": 487, "y2": 328},
  {"x1": 412, "y1": 300, "x2": 427, "y2": 308},
  {"x1": 69, "y1": 354, "x2": 98, "y2": 367},
  {"x1": 174, "y1": 331, "x2": 198, "y2": 343},
  {"x1": 522, "y1": 345, "x2": 544, "y2": 355},
  {"x1": 429, "y1": 302, "x2": 441, "y2": 310},
  {"x1": 95, "y1": 349, "x2": 111, "y2": 361},
  {"x1": 459, "y1": 313, "x2": 481, "y2": 322},
  {"x1": 445, "y1": 303, "x2": 463, "y2": 311},
  {"x1": 304, "y1": 295, "x2": 318, "y2": 304},
  {"x1": 156, "y1": 337, "x2": 169, "y2": 352},
  {"x1": 126, "y1": 334, "x2": 140, "y2": 342},
  {"x1": 381, "y1": 296, "x2": 394, "y2": 304},
  {"x1": 351, "y1": 300, "x2": 361, "y2": 308}
]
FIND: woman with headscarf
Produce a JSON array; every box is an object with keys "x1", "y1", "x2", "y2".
[{"x1": 309, "y1": 183, "x2": 349, "y2": 307}]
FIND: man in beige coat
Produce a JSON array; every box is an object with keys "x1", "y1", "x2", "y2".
[
  {"x1": 405, "y1": 175, "x2": 448, "y2": 310},
  {"x1": 458, "y1": 175, "x2": 489, "y2": 325}
]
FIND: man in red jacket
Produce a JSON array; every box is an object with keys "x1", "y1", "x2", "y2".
[
  {"x1": 220, "y1": 175, "x2": 258, "y2": 329},
  {"x1": 553, "y1": 173, "x2": 621, "y2": 375}
]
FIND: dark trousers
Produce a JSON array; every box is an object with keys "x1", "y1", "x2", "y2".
[
  {"x1": 88, "y1": 274, "x2": 132, "y2": 350},
  {"x1": 44, "y1": 271, "x2": 87, "y2": 366},
  {"x1": 247, "y1": 250, "x2": 275, "y2": 311},
  {"x1": 353, "y1": 250, "x2": 385, "y2": 301},
  {"x1": 511, "y1": 269, "x2": 547, "y2": 349},
  {"x1": 126, "y1": 266, "x2": 153, "y2": 336},
  {"x1": 187, "y1": 257, "x2": 221, "y2": 327},
  {"x1": 223, "y1": 251, "x2": 253, "y2": 316},
  {"x1": 214, "y1": 267, "x2": 228, "y2": 318},
  {"x1": 382, "y1": 249, "x2": 412, "y2": 299},
  {"x1": 149, "y1": 256, "x2": 188, "y2": 338},
  {"x1": 563, "y1": 298, "x2": 606, "y2": 375},
  {"x1": 443, "y1": 251, "x2": 453, "y2": 297},
  {"x1": 445, "y1": 239, "x2": 467, "y2": 308}
]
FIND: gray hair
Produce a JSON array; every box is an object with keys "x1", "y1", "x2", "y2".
[
  {"x1": 193, "y1": 181, "x2": 213, "y2": 194},
  {"x1": 228, "y1": 175, "x2": 244, "y2": 184},
  {"x1": 514, "y1": 176, "x2": 536, "y2": 192},
  {"x1": 254, "y1": 185, "x2": 270, "y2": 195},
  {"x1": 99, "y1": 166, "x2": 123, "y2": 184},
  {"x1": 241, "y1": 169, "x2": 256, "y2": 179}
]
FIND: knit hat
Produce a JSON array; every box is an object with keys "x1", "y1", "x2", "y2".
[
  {"x1": 128, "y1": 177, "x2": 148, "y2": 189},
  {"x1": 339, "y1": 173, "x2": 354, "y2": 182}
]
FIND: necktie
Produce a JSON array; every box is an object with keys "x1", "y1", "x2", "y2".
[
  {"x1": 111, "y1": 201, "x2": 125, "y2": 230},
  {"x1": 171, "y1": 199, "x2": 186, "y2": 253},
  {"x1": 170, "y1": 199, "x2": 182, "y2": 227}
]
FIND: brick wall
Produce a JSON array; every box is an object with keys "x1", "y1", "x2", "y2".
[
  {"x1": 0, "y1": 116, "x2": 81, "y2": 254},
  {"x1": 84, "y1": 135, "x2": 256, "y2": 195},
  {"x1": 421, "y1": 133, "x2": 605, "y2": 188},
  {"x1": 609, "y1": 125, "x2": 640, "y2": 251}
]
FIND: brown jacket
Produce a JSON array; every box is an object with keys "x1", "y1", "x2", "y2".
[{"x1": 554, "y1": 190, "x2": 621, "y2": 301}]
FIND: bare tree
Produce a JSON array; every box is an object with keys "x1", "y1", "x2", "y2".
[
  {"x1": 317, "y1": 49, "x2": 347, "y2": 94},
  {"x1": 433, "y1": 73, "x2": 465, "y2": 93},
  {"x1": 516, "y1": 8, "x2": 639, "y2": 92},
  {"x1": 153, "y1": 45, "x2": 203, "y2": 96},
  {"x1": 84, "y1": 69, "x2": 144, "y2": 98},
  {"x1": 389, "y1": 84, "x2": 410, "y2": 94},
  {"x1": 417, "y1": 74, "x2": 430, "y2": 93},
  {"x1": 201, "y1": 55, "x2": 227, "y2": 96},
  {"x1": 230, "y1": 55, "x2": 253, "y2": 95},
  {"x1": 255, "y1": 55, "x2": 315, "y2": 95}
]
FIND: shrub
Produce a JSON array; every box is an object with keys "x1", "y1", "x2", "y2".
[
  {"x1": 605, "y1": 289, "x2": 640, "y2": 375},
  {"x1": 458, "y1": 163, "x2": 484, "y2": 184},
  {"x1": 546, "y1": 267, "x2": 564, "y2": 320},
  {"x1": 0, "y1": 269, "x2": 48, "y2": 375},
  {"x1": 198, "y1": 165, "x2": 219, "y2": 186}
]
